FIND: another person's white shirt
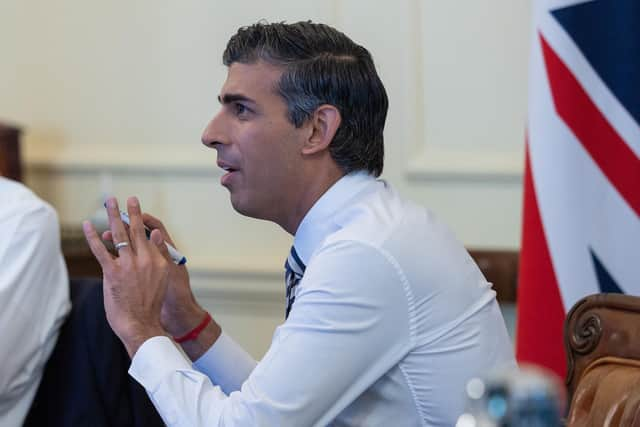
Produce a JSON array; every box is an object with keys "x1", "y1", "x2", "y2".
[
  {"x1": 0, "y1": 178, "x2": 70, "y2": 426},
  {"x1": 130, "y1": 171, "x2": 516, "y2": 426}
]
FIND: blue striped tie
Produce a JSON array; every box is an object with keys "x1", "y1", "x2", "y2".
[{"x1": 284, "y1": 246, "x2": 306, "y2": 319}]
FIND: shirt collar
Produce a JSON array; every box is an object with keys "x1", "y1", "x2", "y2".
[{"x1": 293, "y1": 170, "x2": 376, "y2": 266}]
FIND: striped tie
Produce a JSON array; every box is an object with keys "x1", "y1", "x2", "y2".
[{"x1": 284, "y1": 246, "x2": 306, "y2": 319}]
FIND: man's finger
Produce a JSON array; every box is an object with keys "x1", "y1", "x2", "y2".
[
  {"x1": 105, "y1": 197, "x2": 133, "y2": 255},
  {"x1": 127, "y1": 197, "x2": 148, "y2": 251},
  {"x1": 103, "y1": 225, "x2": 130, "y2": 242},
  {"x1": 142, "y1": 213, "x2": 177, "y2": 246},
  {"x1": 150, "y1": 228, "x2": 171, "y2": 259},
  {"x1": 83, "y1": 220, "x2": 115, "y2": 267}
]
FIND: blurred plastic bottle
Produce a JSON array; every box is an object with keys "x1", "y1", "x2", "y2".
[{"x1": 455, "y1": 364, "x2": 566, "y2": 427}]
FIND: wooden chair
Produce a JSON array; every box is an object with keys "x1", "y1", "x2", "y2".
[
  {"x1": 565, "y1": 293, "x2": 640, "y2": 426},
  {"x1": 0, "y1": 122, "x2": 22, "y2": 182}
]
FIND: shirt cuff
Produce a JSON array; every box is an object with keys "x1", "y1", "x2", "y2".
[
  {"x1": 193, "y1": 331, "x2": 257, "y2": 394},
  {"x1": 129, "y1": 335, "x2": 192, "y2": 392}
]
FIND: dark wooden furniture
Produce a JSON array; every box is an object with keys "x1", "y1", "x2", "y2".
[
  {"x1": 565, "y1": 293, "x2": 640, "y2": 426},
  {"x1": 61, "y1": 225, "x2": 103, "y2": 278},
  {"x1": 0, "y1": 122, "x2": 22, "y2": 181},
  {"x1": 468, "y1": 248, "x2": 519, "y2": 303}
]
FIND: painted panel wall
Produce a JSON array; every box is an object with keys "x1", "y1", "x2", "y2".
[{"x1": 0, "y1": 0, "x2": 530, "y2": 356}]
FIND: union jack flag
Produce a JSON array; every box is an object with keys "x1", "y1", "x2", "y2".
[{"x1": 515, "y1": 0, "x2": 640, "y2": 379}]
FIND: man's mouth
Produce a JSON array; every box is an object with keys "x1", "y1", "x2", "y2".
[
  {"x1": 218, "y1": 162, "x2": 238, "y2": 185},
  {"x1": 217, "y1": 160, "x2": 238, "y2": 172}
]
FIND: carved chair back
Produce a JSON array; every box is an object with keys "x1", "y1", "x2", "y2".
[{"x1": 565, "y1": 293, "x2": 640, "y2": 426}]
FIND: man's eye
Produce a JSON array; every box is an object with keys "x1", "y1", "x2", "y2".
[{"x1": 234, "y1": 103, "x2": 248, "y2": 116}]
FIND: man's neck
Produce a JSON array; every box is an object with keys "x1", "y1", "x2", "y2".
[{"x1": 281, "y1": 166, "x2": 345, "y2": 236}]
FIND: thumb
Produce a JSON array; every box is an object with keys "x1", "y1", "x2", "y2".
[{"x1": 150, "y1": 229, "x2": 171, "y2": 261}]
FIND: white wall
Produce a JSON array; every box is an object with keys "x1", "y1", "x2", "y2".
[{"x1": 0, "y1": 0, "x2": 530, "y2": 358}]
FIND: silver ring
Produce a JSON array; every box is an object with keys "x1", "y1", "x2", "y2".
[{"x1": 114, "y1": 241, "x2": 130, "y2": 251}]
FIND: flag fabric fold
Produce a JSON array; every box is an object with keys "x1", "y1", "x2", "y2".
[{"x1": 516, "y1": 0, "x2": 640, "y2": 379}]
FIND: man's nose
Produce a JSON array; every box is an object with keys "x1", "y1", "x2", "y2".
[{"x1": 201, "y1": 111, "x2": 228, "y2": 149}]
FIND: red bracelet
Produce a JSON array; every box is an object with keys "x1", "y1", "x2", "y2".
[{"x1": 172, "y1": 312, "x2": 212, "y2": 343}]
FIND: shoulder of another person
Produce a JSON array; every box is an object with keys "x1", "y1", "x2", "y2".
[
  {"x1": 1, "y1": 179, "x2": 48, "y2": 207},
  {"x1": 1, "y1": 182, "x2": 59, "y2": 231}
]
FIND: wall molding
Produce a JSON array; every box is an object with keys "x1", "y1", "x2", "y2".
[
  {"x1": 405, "y1": 147, "x2": 524, "y2": 184},
  {"x1": 190, "y1": 263, "x2": 284, "y2": 305},
  {"x1": 23, "y1": 142, "x2": 524, "y2": 183},
  {"x1": 24, "y1": 142, "x2": 218, "y2": 176}
]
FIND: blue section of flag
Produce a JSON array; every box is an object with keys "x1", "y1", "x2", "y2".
[
  {"x1": 551, "y1": 0, "x2": 640, "y2": 125},
  {"x1": 590, "y1": 249, "x2": 623, "y2": 294}
]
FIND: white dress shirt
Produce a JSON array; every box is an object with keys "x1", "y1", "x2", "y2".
[
  {"x1": 130, "y1": 171, "x2": 516, "y2": 426},
  {"x1": 0, "y1": 178, "x2": 70, "y2": 426}
]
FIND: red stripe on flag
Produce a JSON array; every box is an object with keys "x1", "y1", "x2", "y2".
[
  {"x1": 540, "y1": 33, "x2": 640, "y2": 218},
  {"x1": 516, "y1": 143, "x2": 567, "y2": 379}
]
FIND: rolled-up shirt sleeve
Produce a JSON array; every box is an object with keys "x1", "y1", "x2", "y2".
[{"x1": 129, "y1": 240, "x2": 412, "y2": 427}]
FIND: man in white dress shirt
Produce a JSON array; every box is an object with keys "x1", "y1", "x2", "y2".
[
  {"x1": 83, "y1": 21, "x2": 516, "y2": 426},
  {"x1": 0, "y1": 177, "x2": 70, "y2": 426}
]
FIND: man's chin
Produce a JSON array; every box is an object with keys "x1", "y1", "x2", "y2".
[
  {"x1": 229, "y1": 196, "x2": 271, "y2": 222},
  {"x1": 229, "y1": 195, "x2": 254, "y2": 218}
]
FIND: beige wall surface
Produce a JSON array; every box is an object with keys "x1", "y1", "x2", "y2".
[{"x1": 0, "y1": 0, "x2": 530, "y2": 357}]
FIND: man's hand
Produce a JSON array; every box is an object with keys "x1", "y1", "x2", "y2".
[
  {"x1": 83, "y1": 196, "x2": 169, "y2": 357},
  {"x1": 140, "y1": 213, "x2": 222, "y2": 360},
  {"x1": 100, "y1": 208, "x2": 221, "y2": 360},
  {"x1": 139, "y1": 213, "x2": 208, "y2": 337}
]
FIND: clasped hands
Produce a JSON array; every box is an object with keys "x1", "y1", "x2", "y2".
[{"x1": 83, "y1": 196, "x2": 210, "y2": 357}]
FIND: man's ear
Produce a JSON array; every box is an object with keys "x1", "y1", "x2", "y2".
[{"x1": 302, "y1": 105, "x2": 341, "y2": 155}]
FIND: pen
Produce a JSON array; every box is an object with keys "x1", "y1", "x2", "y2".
[{"x1": 105, "y1": 203, "x2": 187, "y2": 265}]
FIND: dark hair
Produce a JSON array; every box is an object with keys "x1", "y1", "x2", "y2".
[{"x1": 223, "y1": 21, "x2": 388, "y2": 177}]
